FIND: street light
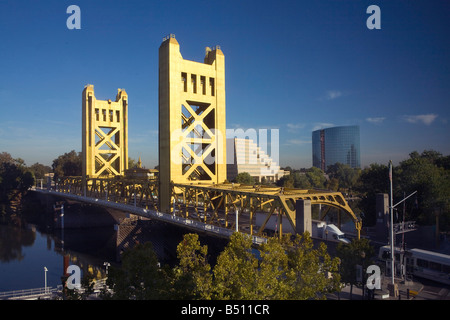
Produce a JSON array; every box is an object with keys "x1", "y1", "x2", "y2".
[
  {"x1": 44, "y1": 267, "x2": 48, "y2": 293},
  {"x1": 389, "y1": 160, "x2": 395, "y2": 285},
  {"x1": 103, "y1": 262, "x2": 110, "y2": 276}
]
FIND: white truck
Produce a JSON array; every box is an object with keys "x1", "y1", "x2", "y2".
[
  {"x1": 312, "y1": 220, "x2": 350, "y2": 244},
  {"x1": 255, "y1": 213, "x2": 351, "y2": 243}
]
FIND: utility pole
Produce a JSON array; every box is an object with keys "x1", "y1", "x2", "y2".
[{"x1": 389, "y1": 160, "x2": 395, "y2": 285}]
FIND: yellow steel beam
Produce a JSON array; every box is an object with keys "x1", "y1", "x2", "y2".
[
  {"x1": 173, "y1": 182, "x2": 362, "y2": 238},
  {"x1": 57, "y1": 177, "x2": 361, "y2": 239}
]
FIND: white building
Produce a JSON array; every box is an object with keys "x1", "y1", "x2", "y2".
[{"x1": 226, "y1": 138, "x2": 289, "y2": 183}]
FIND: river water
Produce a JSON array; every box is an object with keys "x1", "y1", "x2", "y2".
[{"x1": 0, "y1": 222, "x2": 115, "y2": 292}]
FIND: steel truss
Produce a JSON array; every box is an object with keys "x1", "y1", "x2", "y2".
[
  {"x1": 56, "y1": 178, "x2": 361, "y2": 239},
  {"x1": 172, "y1": 182, "x2": 362, "y2": 239},
  {"x1": 58, "y1": 176, "x2": 159, "y2": 210}
]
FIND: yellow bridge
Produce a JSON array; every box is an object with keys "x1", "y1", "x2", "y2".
[
  {"x1": 48, "y1": 34, "x2": 362, "y2": 243},
  {"x1": 56, "y1": 176, "x2": 362, "y2": 239}
]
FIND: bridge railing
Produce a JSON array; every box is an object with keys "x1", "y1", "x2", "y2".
[
  {"x1": 32, "y1": 187, "x2": 268, "y2": 245},
  {"x1": 0, "y1": 285, "x2": 62, "y2": 300}
]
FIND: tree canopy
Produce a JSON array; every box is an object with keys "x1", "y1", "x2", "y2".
[
  {"x1": 336, "y1": 238, "x2": 374, "y2": 299},
  {"x1": 52, "y1": 150, "x2": 82, "y2": 179},
  {"x1": 0, "y1": 152, "x2": 35, "y2": 213},
  {"x1": 356, "y1": 150, "x2": 450, "y2": 230},
  {"x1": 277, "y1": 167, "x2": 327, "y2": 189},
  {"x1": 233, "y1": 172, "x2": 254, "y2": 184},
  {"x1": 101, "y1": 232, "x2": 341, "y2": 300}
]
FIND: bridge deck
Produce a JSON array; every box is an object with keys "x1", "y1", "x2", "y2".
[{"x1": 31, "y1": 187, "x2": 267, "y2": 245}]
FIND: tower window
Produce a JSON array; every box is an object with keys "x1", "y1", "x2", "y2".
[{"x1": 181, "y1": 72, "x2": 187, "y2": 92}]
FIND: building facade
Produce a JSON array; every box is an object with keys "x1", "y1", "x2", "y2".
[
  {"x1": 227, "y1": 138, "x2": 289, "y2": 183},
  {"x1": 312, "y1": 125, "x2": 360, "y2": 171}
]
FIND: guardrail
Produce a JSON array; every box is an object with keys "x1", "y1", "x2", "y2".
[
  {"x1": 32, "y1": 188, "x2": 267, "y2": 245},
  {"x1": 0, "y1": 285, "x2": 62, "y2": 300}
]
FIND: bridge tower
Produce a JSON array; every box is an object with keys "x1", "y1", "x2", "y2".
[
  {"x1": 158, "y1": 34, "x2": 227, "y2": 213},
  {"x1": 82, "y1": 85, "x2": 128, "y2": 181}
]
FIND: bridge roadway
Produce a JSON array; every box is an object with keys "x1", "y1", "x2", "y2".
[{"x1": 31, "y1": 187, "x2": 267, "y2": 245}]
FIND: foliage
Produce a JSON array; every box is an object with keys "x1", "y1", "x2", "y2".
[
  {"x1": 256, "y1": 237, "x2": 289, "y2": 299},
  {"x1": 102, "y1": 242, "x2": 169, "y2": 299},
  {"x1": 61, "y1": 273, "x2": 96, "y2": 300},
  {"x1": 335, "y1": 238, "x2": 374, "y2": 299},
  {"x1": 277, "y1": 167, "x2": 326, "y2": 189},
  {"x1": 213, "y1": 232, "x2": 259, "y2": 299},
  {"x1": 100, "y1": 231, "x2": 341, "y2": 300},
  {"x1": 326, "y1": 163, "x2": 361, "y2": 191},
  {"x1": 52, "y1": 150, "x2": 82, "y2": 180},
  {"x1": 305, "y1": 167, "x2": 327, "y2": 189},
  {"x1": 28, "y1": 162, "x2": 52, "y2": 180},
  {"x1": 172, "y1": 233, "x2": 212, "y2": 299},
  {"x1": 355, "y1": 163, "x2": 390, "y2": 226},
  {"x1": 336, "y1": 238, "x2": 374, "y2": 285},
  {"x1": 397, "y1": 150, "x2": 450, "y2": 227},
  {"x1": 233, "y1": 172, "x2": 254, "y2": 184},
  {"x1": 284, "y1": 232, "x2": 341, "y2": 300},
  {"x1": 212, "y1": 232, "x2": 340, "y2": 300},
  {"x1": 355, "y1": 150, "x2": 450, "y2": 230},
  {"x1": 0, "y1": 152, "x2": 35, "y2": 208}
]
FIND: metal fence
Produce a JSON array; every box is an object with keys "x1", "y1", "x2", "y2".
[{"x1": 0, "y1": 285, "x2": 63, "y2": 300}]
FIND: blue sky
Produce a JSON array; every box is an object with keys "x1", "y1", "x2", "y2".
[{"x1": 0, "y1": 0, "x2": 449, "y2": 169}]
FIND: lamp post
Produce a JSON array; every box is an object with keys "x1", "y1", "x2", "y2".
[
  {"x1": 103, "y1": 262, "x2": 110, "y2": 291},
  {"x1": 361, "y1": 251, "x2": 366, "y2": 300},
  {"x1": 44, "y1": 267, "x2": 48, "y2": 293},
  {"x1": 389, "y1": 160, "x2": 395, "y2": 285},
  {"x1": 103, "y1": 262, "x2": 110, "y2": 276}
]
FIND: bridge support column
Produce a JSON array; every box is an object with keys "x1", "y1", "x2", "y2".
[{"x1": 295, "y1": 199, "x2": 312, "y2": 235}]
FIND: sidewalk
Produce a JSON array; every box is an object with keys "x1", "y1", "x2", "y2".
[{"x1": 328, "y1": 276, "x2": 424, "y2": 300}]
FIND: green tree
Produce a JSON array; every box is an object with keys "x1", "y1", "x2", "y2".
[
  {"x1": 305, "y1": 167, "x2": 326, "y2": 189},
  {"x1": 336, "y1": 238, "x2": 374, "y2": 300},
  {"x1": 103, "y1": 242, "x2": 167, "y2": 300},
  {"x1": 28, "y1": 162, "x2": 52, "y2": 180},
  {"x1": 277, "y1": 174, "x2": 294, "y2": 188},
  {"x1": 128, "y1": 157, "x2": 139, "y2": 169},
  {"x1": 213, "y1": 232, "x2": 259, "y2": 299},
  {"x1": 326, "y1": 163, "x2": 361, "y2": 191},
  {"x1": 284, "y1": 232, "x2": 341, "y2": 299},
  {"x1": 355, "y1": 163, "x2": 390, "y2": 226},
  {"x1": 292, "y1": 172, "x2": 312, "y2": 189},
  {"x1": 212, "y1": 232, "x2": 340, "y2": 300},
  {"x1": 0, "y1": 152, "x2": 35, "y2": 209},
  {"x1": 278, "y1": 168, "x2": 326, "y2": 189},
  {"x1": 397, "y1": 150, "x2": 450, "y2": 229},
  {"x1": 52, "y1": 150, "x2": 82, "y2": 179},
  {"x1": 326, "y1": 177, "x2": 340, "y2": 191},
  {"x1": 256, "y1": 237, "x2": 289, "y2": 299},
  {"x1": 172, "y1": 233, "x2": 212, "y2": 299},
  {"x1": 62, "y1": 273, "x2": 96, "y2": 300},
  {"x1": 234, "y1": 172, "x2": 254, "y2": 185}
]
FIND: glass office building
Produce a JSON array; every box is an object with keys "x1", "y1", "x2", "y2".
[{"x1": 312, "y1": 125, "x2": 360, "y2": 171}]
